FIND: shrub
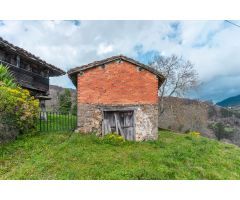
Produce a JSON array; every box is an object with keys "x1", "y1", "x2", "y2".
[
  {"x1": 210, "y1": 122, "x2": 234, "y2": 140},
  {"x1": 71, "y1": 103, "x2": 77, "y2": 115},
  {"x1": 184, "y1": 129, "x2": 190, "y2": 133},
  {"x1": 0, "y1": 83, "x2": 39, "y2": 134},
  {"x1": 101, "y1": 133, "x2": 125, "y2": 145},
  {"x1": 188, "y1": 131, "x2": 201, "y2": 137},
  {"x1": 217, "y1": 123, "x2": 228, "y2": 140},
  {"x1": 0, "y1": 64, "x2": 17, "y2": 87},
  {"x1": 59, "y1": 89, "x2": 72, "y2": 114},
  {"x1": 185, "y1": 131, "x2": 201, "y2": 140}
]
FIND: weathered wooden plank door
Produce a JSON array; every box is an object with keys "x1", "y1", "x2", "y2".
[
  {"x1": 103, "y1": 111, "x2": 135, "y2": 141},
  {"x1": 118, "y1": 111, "x2": 135, "y2": 140}
]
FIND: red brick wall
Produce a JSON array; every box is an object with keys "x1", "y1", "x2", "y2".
[{"x1": 77, "y1": 61, "x2": 159, "y2": 105}]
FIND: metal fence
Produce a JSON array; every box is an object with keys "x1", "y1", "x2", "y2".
[{"x1": 38, "y1": 112, "x2": 77, "y2": 132}]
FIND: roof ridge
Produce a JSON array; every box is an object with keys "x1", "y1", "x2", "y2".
[
  {"x1": 67, "y1": 54, "x2": 165, "y2": 86},
  {"x1": 0, "y1": 36, "x2": 65, "y2": 76}
]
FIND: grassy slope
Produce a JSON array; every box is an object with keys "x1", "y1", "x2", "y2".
[{"x1": 1, "y1": 130, "x2": 240, "y2": 180}]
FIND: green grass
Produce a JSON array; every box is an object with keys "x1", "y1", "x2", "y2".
[
  {"x1": 37, "y1": 113, "x2": 77, "y2": 132},
  {"x1": 1, "y1": 130, "x2": 240, "y2": 180}
]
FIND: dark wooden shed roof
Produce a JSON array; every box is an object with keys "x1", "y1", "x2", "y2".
[
  {"x1": 68, "y1": 55, "x2": 165, "y2": 86},
  {"x1": 0, "y1": 37, "x2": 65, "y2": 76}
]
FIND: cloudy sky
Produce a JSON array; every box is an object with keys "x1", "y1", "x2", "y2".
[{"x1": 0, "y1": 20, "x2": 239, "y2": 102}]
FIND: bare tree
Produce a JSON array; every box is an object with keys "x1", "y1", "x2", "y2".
[{"x1": 149, "y1": 54, "x2": 199, "y2": 115}]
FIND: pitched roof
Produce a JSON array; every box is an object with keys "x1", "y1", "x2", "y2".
[
  {"x1": 68, "y1": 55, "x2": 165, "y2": 86},
  {"x1": 0, "y1": 37, "x2": 65, "y2": 76}
]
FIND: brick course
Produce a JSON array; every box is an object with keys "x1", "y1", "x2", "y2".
[{"x1": 77, "y1": 61, "x2": 158, "y2": 105}]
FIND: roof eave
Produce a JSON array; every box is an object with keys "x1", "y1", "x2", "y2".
[
  {"x1": 67, "y1": 55, "x2": 166, "y2": 87},
  {"x1": 0, "y1": 37, "x2": 66, "y2": 76},
  {"x1": 49, "y1": 68, "x2": 66, "y2": 77}
]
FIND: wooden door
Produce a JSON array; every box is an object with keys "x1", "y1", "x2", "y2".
[{"x1": 102, "y1": 111, "x2": 135, "y2": 141}]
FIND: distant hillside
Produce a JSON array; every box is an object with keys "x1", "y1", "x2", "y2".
[
  {"x1": 45, "y1": 85, "x2": 76, "y2": 112},
  {"x1": 217, "y1": 95, "x2": 240, "y2": 107},
  {"x1": 159, "y1": 96, "x2": 240, "y2": 146}
]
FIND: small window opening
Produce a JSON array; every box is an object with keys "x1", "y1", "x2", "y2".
[
  {"x1": 79, "y1": 71, "x2": 84, "y2": 76},
  {"x1": 116, "y1": 59, "x2": 123, "y2": 64},
  {"x1": 137, "y1": 67, "x2": 144, "y2": 72}
]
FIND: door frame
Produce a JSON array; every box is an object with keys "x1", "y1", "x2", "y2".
[{"x1": 101, "y1": 106, "x2": 136, "y2": 140}]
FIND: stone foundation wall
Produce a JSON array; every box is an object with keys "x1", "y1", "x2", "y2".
[
  {"x1": 77, "y1": 103, "x2": 158, "y2": 141},
  {"x1": 0, "y1": 117, "x2": 19, "y2": 144},
  {"x1": 135, "y1": 105, "x2": 158, "y2": 141},
  {"x1": 77, "y1": 103, "x2": 102, "y2": 133}
]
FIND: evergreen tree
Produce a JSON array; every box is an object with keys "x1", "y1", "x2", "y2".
[
  {"x1": 71, "y1": 103, "x2": 77, "y2": 115},
  {"x1": 59, "y1": 89, "x2": 72, "y2": 113}
]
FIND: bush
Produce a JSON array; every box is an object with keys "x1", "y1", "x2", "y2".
[
  {"x1": 0, "y1": 83, "x2": 39, "y2": 134},
  {"x1": 185, "y1": 131, "x2": 201, "y2": 140},
  {"x1": 101, "y1": 133, "x2": 125, "y2": 145},
  {"x1": 214, "y1": 122, "x2": 226, "y2": 140},
  {"x1": 71, "y1": 103, "x2": 77, "y2": 115},
  {"x1": 59, "y1": 89, "x2": 72, "y2": 114},
  {"x1": 188, "y1": 131, "x2": 201, "y2": 137},
  {"x1": 0, "y1": 64, "x2": 17, "y2": 87},
  {"x1": 210, "y1": 122, "x2": 234, "y2": 140}
]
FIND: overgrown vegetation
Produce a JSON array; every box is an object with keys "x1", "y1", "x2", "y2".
[
  {"x1": 59, "y1": 89, "x2": 72, "y2": 114},
  {"x1": 209, "y1": 122, "x2": 235, "y2": 140},
  {"x1": 0, "y1": 64, "x2": 17, "y2": 87},
  {"x1": 0, "y1": 65, "x2": 39, "y2": 142},
  {"x1": 99, "y1": 133, "x2": 125, "y2": 145},
  {"x1": 1, "y1": 130, "x2": 240, "y2": 180}
]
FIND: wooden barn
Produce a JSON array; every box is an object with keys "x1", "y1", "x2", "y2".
[
  {"x1": 68, "y1": 55, "x2": 165, "y2": 141},
  {"x1": 0, "y1": 37, "x2": 65, "y2": 110}
]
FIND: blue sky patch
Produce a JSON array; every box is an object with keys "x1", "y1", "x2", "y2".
[{"x1": 134, "y1": 44, "x2": 159, "y2": 64}]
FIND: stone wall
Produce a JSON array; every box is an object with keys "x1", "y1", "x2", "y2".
[
  {"x1": 0, "y1": 117, "x2": 19, "y2": 144},
  {"x1": 77, "y1": 103, "x2": 102, "y2": 133},
  {"x1": 77, "y1": 103, "x2": 158, "y2": 141},
  {"x1": 135, "y1": 105, "x2": 158, "y2": 141},
  {"x1": 158, "y1": 97, "x2": 215, "y2": 138},
  {"x1": 158, "y1": 97, "x2": 240, "y2": 146}
]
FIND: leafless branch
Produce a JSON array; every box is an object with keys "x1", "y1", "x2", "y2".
[{"x1": 149, "y1": 54, "x2": 199, "y2": 115}]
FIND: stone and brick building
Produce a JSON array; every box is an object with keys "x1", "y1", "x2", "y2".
[{"x1": 68, "y1": 55, "x2": 165, "y2": 141}]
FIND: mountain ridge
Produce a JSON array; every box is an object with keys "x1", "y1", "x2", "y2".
[{"x1": 217, "y1": 94, "x2": 240, "y2": 107}]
